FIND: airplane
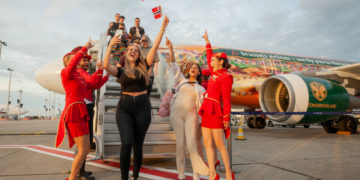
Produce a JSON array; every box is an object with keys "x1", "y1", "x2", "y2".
[
  {"x1": 0, "y1": 104, "x2": 28, "y2": 118},
  {"x1": 35, "y1": 44, "x2": 360, "y2": 134}
]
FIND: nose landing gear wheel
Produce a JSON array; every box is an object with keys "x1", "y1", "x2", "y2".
[
  {"x1": 247, "y1": 117, "x2": 256, "y2": 128},
  {"x1": 322, "y1": 120, "x2": 338, "y2": 133},
  {"x1": 255, "y1": 117, "x2": 266, "y2": 129}
]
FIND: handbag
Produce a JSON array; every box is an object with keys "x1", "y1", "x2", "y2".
[
  {"x1": 158, "y1": 81, "x2": 196, "y2": 117},
  {"x1": 158, "y1": 89, "x2": 174, "y2": 117}
]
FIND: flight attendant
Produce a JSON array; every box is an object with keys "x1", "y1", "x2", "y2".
[
  {"x1": 55, "y1": 41, "x2": 98, "y2": 180},
  {"x1": 199, "y1": 31, "x2": 234, "y2": 180},
  {"x1": 76, "y1": 51, "x2": 109, "y2": 179}
]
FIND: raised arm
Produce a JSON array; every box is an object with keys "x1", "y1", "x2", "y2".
[
  {"x1": 164, "y1": 37, "x2": 184, "y2": 85},
  {"x1": 103, "y1": 35, "x2": 121, "y2": 77},
  {"x1": 165, "y1": 37, "x2": 175, "y2": 64},
  {"x1": 106, "y1": 22, "x2": 114, "y2": 36},
  {"x1": 202, "y1": 30, "x2": 214, "y2": 74},
  {"x1": 95, "y1": 74, "x2": 109, "y2": 89},
  {"x1": 80, "y1": 62, "x2": 104, "y2": 88},
  {"x1": 146, "y1": 16, "x2": 169, "y2": 66},
  {"x1": 62, "y1": 41, "x2": 93, "y2": 79}
]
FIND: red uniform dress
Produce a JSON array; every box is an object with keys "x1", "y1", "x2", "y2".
[
  {"x1": 199, "y1": 43, "x2": 233, "y2": 130},
  {"x1": 55, "y1": 47, "x2": 103, "y2": 148}
]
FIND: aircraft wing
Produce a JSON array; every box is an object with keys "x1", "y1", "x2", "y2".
[{"x1": 296, "y1": 62, "x2": 360, "y2": 96}]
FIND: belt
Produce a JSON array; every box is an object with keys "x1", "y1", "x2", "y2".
[{"x1": 206, "y1": 97, "x2": 220, "y2": 104}]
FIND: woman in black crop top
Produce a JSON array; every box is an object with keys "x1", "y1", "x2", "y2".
[{"x1": 103, "y1": 16, "x2": 169, "y2": 180}]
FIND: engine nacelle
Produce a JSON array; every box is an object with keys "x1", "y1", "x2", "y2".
[{"x1": 259, "y1": 74, "x2": 352, "y2": 125}]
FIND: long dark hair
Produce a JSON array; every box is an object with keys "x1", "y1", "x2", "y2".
[
  {"x1": 185, "y1": 63, "x2": 203, "y2": 84},
  {"x1": 219, "y1": 57, "x2": 231, "y2": 69}
]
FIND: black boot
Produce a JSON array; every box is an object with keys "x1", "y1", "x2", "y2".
[{"x1": 77, "y1": 172, "x2": 95, "y2": 180}]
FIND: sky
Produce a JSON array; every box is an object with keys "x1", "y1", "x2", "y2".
[{"x1": 0, "y1": 0, "x2": 360, "y2": 116}]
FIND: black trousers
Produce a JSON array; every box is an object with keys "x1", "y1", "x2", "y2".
[
  {"x1": 116, "y1": 94, "x2": 152, "y2": 179},
  {"x1": 86, "y1": 103, "x2": 95, "y2": 144}
]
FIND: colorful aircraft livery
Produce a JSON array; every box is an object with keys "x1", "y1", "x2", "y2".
[{"x1": 158, "y1": 46, "x2": 353, "y2": 108}]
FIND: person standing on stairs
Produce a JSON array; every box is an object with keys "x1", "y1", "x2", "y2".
[{"x1": 103, "y1": 16, "x2": 169, "y2": 180}]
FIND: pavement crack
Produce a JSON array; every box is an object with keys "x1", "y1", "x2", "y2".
[
  {"x1": 223, "y1": 162, "x2": 322, "y2": 179},
  {"x1": 261, "y1": 162, "x2": 322, "y2": 180},
  {"x1": 0, "y1": 149, "x2": 25, "y2": 160}
]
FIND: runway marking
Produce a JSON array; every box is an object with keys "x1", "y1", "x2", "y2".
[{"x1": 0, "y1": 145, "x2": 212, "y2": 180}]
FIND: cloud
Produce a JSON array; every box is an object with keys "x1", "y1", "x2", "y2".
[{"x1": 44, "y1": 0, "x2": 82, "y2": 18}]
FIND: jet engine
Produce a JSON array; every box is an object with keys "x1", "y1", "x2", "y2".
[{"x1": 259, "y1": 74, "x2": 359, "y2": 125}]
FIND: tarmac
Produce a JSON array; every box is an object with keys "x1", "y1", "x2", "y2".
[{"x1": 0, "y1": 119, "x2": 359, "y2": 180}]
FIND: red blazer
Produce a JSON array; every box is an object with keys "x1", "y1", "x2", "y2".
[
  {"x1": 56, "y1": 47, "x2": 103, "y2": 148},
  {"x1": 199, "y1": 43, "x2": 233, "y2": 123},
  {"x1": 77, "y1": 68, "x2": 109, "y2": 102}
]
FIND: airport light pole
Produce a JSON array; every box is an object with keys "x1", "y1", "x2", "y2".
[
  {"x1": 17, "y1": 89, "x2": 23, "y2": 120},
  {"x1": 52, "y1": 92, "x2": 56, "y2": 120},
  {"x1": 0, "y1": 40, "x2": 7, "y2": 63},
  {"x1": 48, "y1": 91, "x2": 51, "y2": 119},
  {"x1": 44, "y1": 98, "x2": 47, "y2": 119},
  {"x1": 5, "y1": 68, "x2": 13, "y2": 120}
]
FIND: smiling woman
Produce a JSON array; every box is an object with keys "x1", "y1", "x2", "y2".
[{"x1": 103, "y1": 15, "x2": 169, "y2": 180}]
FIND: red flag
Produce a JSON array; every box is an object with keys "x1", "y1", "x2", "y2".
[{"x1": 152, "y1": 6, "x2": 162, "y2": 19}]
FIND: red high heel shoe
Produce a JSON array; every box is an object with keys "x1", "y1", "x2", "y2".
[
  {"x1": 214, "y1": 174, "x2": 220, "y2": 180},
  {"x1": 215, "y1": 160, "x2": 220, "y2": 170}
]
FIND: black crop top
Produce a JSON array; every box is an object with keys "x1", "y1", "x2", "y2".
[{"x1": 116, "y1": 60, "x2": 150, "y2": 92}]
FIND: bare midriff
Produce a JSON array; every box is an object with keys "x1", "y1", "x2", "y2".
[{"x1": 122, "y1": 90, "x2": 147, "y2": 96}]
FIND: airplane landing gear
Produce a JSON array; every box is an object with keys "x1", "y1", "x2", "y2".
[
  {"x1": 322, "y1": 119, "x2": 338, "y2": 133},
  {"x1": 247, "y1": 117, "x2": 255, "y2": 128},
  {"x1": 246, "y1": 116, "x2": 266, "y2": 129},
  {"x1": 322, "y1": 115, "x2": 358, "y2": 134},
  {"x1": 337, "y1": 115, "x2": 358, "y2": 134}
]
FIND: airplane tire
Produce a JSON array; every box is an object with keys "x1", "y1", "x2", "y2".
[
  {"x1": 268, "y1": 121, "x2": 274, "y2": 127},
  {"x1": 303, "y1": 125, "x2": 310, "y2": 128},
  {"x1": 338, "y1": 116, "x2": 358, "y2": 134},
  {"x1": 247, "y1": 117, "x2": 256, "y2": 128},
  {"x1": 322, "y1": 120, "x2": 338, "y2": 133},
  {"x1": 255, "y1": 117, "x2": 266, "y2": 129}
]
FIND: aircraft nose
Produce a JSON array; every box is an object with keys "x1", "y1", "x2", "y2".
[{"x1": 35, "y1": 59, "x2": 65, "y2": 94}]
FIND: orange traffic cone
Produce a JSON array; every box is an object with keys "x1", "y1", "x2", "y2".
[{"x1": 235, "y1": 121, "x2": 246, "y2": 140}]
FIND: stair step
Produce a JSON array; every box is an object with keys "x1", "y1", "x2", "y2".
[
  {"x1": 104, "y1": 131, "x2": 175, "y2": 142},
  {"x1": 104, "y1": 90, "x2": 121, "y2": 97},
  {"x1": 106, "y1": 85, "x2": 121, "y2": 91},
  {"x1": 104, "y1": 122, "x2": 172, "y2": 131},
  {"x1": 103, "y1": 98, "x2": 161, "y2": 108},
  {"x1": 104, "y1": 99, "x2": 161, "y2": 113},
  {"x1": 149, "y1": 92, "x2": 160, "y2": 99},
  {"x1": 103, "y1": 112, "x2": 170, "y2": 123}
]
